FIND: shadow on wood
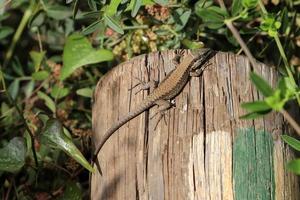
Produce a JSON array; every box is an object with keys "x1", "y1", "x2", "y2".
[{"x1": 91, "y1": 50, "x2": 299, "y2": 200}]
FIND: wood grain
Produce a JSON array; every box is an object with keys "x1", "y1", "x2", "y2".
[{"x1": 91, "y1": 50, "x2": 299, "y2": 200}]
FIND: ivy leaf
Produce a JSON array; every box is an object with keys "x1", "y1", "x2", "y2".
[
  {"x1": 0, "y1": 137, "x2": 26, "y2": 173},
  {"x1": 40, "y1": 119, "x2": 94, "y2": 172},
  {"x1": 61, "y1": 33, "x2": 114, "y2": 80}
]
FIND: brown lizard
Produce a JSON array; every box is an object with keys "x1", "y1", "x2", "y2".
[{"x1": 91, "y1": 49, "x2": 215, "y2": 172}]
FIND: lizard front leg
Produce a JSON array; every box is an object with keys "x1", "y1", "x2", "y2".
[
  {"x1": 190, "y1": 63, "x2": 211, "y2": 77},
  {"x1": 129, "y1": 76, "x2": 158, "y2": 94}
]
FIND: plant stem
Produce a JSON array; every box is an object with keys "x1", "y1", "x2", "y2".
[
  {"x1": 280, "y1": 109, "x2": 300, "y2": 136},
  {"x1": 3, "y1": 3, "x2": 35, "y2": 68},
  {"x1": 123, "y1": 25, "x2": 149, "y2": 30},
  {"x1": 258, "y1": 0, "x2": 267, "y2": 13},
  {"x1": 225, "y1": 20, "x2": 260, "y2": 72}
]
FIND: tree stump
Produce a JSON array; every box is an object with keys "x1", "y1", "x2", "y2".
[{"x1": 91, "y1": 50, "x2": 299, "y2": 200}]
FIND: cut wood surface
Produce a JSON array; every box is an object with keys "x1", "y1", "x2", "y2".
[{"x1": 91, "y1": 50, "x2": 299, "y2": 200}]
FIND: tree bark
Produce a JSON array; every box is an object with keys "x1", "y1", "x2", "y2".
[{"x1": 91, "y1": 50, "x2": 299, "y2": 200}]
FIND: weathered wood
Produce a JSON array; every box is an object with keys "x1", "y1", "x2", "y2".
[{"x1": 91, "y1": 50, "x2": 299, "y2": 200}]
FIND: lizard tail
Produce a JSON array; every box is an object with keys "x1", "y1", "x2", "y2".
[{"x1": 92, "y1": 99, "x2": 154, "y2": 169}]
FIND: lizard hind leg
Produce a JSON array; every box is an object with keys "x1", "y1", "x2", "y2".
[{"x1": 151, "y1": 99, "x2": 174, "y2": 130}]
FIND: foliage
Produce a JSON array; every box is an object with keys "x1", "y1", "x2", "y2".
[{"x1": 0, "y1": 0, "x2": 300, "y2": 199}]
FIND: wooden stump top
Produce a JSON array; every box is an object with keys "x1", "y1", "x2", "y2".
[{"x1": 91, "y1": 50, "x2": 299, "y2": 200}]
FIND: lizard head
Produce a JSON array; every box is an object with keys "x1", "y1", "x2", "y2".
[{"x1": 190, "y1": 49, "x2": 216, "y2": 70}]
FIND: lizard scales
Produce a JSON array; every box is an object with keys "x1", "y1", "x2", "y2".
[{"x1": 92, "y1": 49, "x2": 215, "y2": 167}]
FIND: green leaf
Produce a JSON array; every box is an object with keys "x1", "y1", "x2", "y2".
[
  {"x1": 239, "y1": 110, "x2": 271, "y2": 119},
  {"x1": 45, "y1": 5, "x2": 72, "y2": 20},
  {"x1": 194, "y1": 0, "x2": 213, "y2": 10},
  {"x1": 231, "y1": 0, "x2": 243, "y2": 16},
  {"x1": 37, "y1": 91, "x2": 56, "y2": 113},
  {"x1": 260, "y1": 14, "x2": 281, "y2": 38},
  {"x1": 265, "y1": 90, "x2": 285, "y2": 111},
  {"x1": 0, "y1": 26, "x2": 14, "y2": 40},
  {"x1": 81, "y1": 20, "x2": 102, "y2": 35},
  {"x1": 154, "y1": 0, "x2": 168, "y2": 5},
  {"x1": 287, "y1": 159, "x2": 300, "y2": 175},
  {"x1": 181, "y1": 39, "x2": 204, "y2": 49},
  {"x1": 282, "y1": 135, "x2": 300, "y2": 152},
  {"x1": 8, "y1": 79, "x2": 19, "y2": 100},
  {"x1": 72, "y1": 0, "x2": 80, "y2": 18},
  {"x1": 76, "y1": 88, "x2": 93, "y2": 98},
  {"x1": 0, "y1": 137, "x2": 26, "y2": 173},
  {"x1": 131, "y1": 0, "x2": 142, "y2": 17},
  {"x1": 241, "y1": 100, "x2": 271, "y2": 112},
  {"x1": 30, "y1": 51, "x2": 46, "y2": 72},
  {"x1": 24, "y1": 80, "x2": 35, "y2": 98},
  {"x1": 103, "y1": 14, "x2": 124, "y2": 34},
  {"x1": 58, "y1": 181, "x2": 82, "y2": 200},
  {"x1": 241, "y1": 0, "x2": 258, "y2": 9},
  {"x1": 173, "y1": 8, "x2": 191, "y2": 31},
  {"x1": 51, "y1": 85, "x2": 70, "y2": 99},
  {"x1": 277, "y1": 77, "x2": 296, "y2": 99},
  {"x1": 61, "y1": 33, "x2": 114, "y2": 80},
  {"x1": 32, "y1": 70, "x2": 49, "y2": 81},
  {"x1": 105, "y1": 0, "x2": 122, "y2": 16},
  {"x1": 250, "y1": 72, "x2": 274, "y2": 97},
  {"x1": 195, "y1": 6, "x2": 227, "y2": 29},
  {"x1": 41, "y1": 119, "x2": 94, "y2": 172},
  {"x1": 125, "y1": 0, "x2": 154, "y2": 11},
  {"x1": 12, "y1": 58, "x2": 24, "y2": 76}
]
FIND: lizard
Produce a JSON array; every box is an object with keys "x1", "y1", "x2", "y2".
[{"x1": 91, "y1": 49, "x2": 216, "y2": 172}]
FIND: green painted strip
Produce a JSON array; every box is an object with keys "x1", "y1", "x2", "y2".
[{"x1": 233, "y1": 128, "x2": 275, "y2": 200}]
